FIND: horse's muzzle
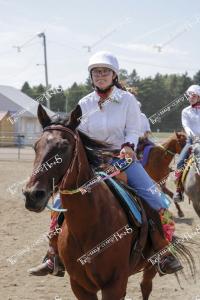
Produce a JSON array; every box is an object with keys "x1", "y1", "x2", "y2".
[{"x1": 23, "y1": 188, "x2": 49, "y2": 212}]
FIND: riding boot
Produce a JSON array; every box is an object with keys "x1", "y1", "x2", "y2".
[
  {"x1": 173, "y1": 169, "x2": 184, "y2": 202},
  {"x1": 149, "y1": 215, "x2": 183, "y2": 276},
  {"x1": 28, "y1": 226, "x2": 65, "y2": 277}
]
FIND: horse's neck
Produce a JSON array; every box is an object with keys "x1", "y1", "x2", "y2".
[
  {"x1": 161, "y1": 139, "x2": 176, "y2": 160},
  {"x1": 62, "y1": 138, "x2": 93, "y2": 189},
  {"x1": 153, "y1": 139, "x2": 176, "y2": 163},
  {"x1": 61, "y1": 143, "x2": 100, "y2": 235},
  {"x1": 162, "y1": 138, "x2": 176, "y2": 152}
]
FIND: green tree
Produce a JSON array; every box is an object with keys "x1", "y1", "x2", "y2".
[
  {"x1": 50, "y1": 86, "x2": 66, "y2": 112},
  {"x1": 193, "y1": 70, "x2": 200, "y2": 84},
  {"x1": 127, "y1": 69, "x2": 140, "y2": 86},
  {"x1": 85, "y1": 75, "x2": 93, "y2": 93},
  {"x1": 66, "y1": 82, "x2": 89, "y2": 112},
  {"x1": 118, "y1": 69, "x2": 129, "y2": 82},
  {"x1": 21, "y1": 81, "x2": 34, "y2": 98}
]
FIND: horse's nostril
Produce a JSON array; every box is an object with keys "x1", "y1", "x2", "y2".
[{"x1": 33, "y1": 190, "x2": 46, "y2": 200}]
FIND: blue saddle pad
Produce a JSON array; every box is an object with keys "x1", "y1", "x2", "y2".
[{"x1": 97, "y1": 171, "x2": 142, "y2": 225}]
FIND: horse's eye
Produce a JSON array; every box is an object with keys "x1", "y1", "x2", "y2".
[
  {"x1": 56, "y1": 139, "x2": 69, "y2": 148},
  {"x1": 61, "y1": 140, "x2": 69, "y2": 147}
]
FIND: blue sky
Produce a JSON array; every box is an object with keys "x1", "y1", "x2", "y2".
[{"x1": 0, "y1": 0, "x2": 200, "y2": 89}]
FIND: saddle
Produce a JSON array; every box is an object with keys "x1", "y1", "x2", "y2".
[
  {"x1": 102, "y1": 174, "x2": 149, "y2": 268},
  {"x1": 137, "y1": 137, "x2": 154, "y2": 167},
  {"x1": 99, "y1": 171, "x2": 143, "y2": 227},
  {"x1": 103, "y1": 176, "x2": 169, "y2": 271}
]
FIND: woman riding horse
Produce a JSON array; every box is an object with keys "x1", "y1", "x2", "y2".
[
  {"x1": 137, "y1": 101, "x2": 152, "y2": 139},
  {"x1": 173, "y1": 84, "x2": 200, "y2": 202},
  {"x1": 29, "y1": 51, "x2": 182, "y2": 276}
]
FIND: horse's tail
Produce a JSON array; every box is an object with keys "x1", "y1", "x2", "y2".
[{"x1": 170, "y1": 236, "x2": 197, "y2": 282}]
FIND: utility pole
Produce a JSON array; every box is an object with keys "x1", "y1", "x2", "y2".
[{"x1": 38, "y1": 32, "x2": 50, "y2": 108}]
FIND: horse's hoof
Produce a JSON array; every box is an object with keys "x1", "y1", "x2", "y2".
[{"x1": 178, "y1": 211, "x2": 185, "y2": 218}]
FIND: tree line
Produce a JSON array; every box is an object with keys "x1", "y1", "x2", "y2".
[{"x1": 21, "y1": 69, "x2": 200, "y2": 132}]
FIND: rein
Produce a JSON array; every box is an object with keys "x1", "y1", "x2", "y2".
[
  {"x1": 60, "y1": 157, "x2": 133, "y2": 195},
  {"x1": 156, "y1": 133, "x2": 186, "y2": 157},
  {"x1": 157, "y1": 144, "x2": 176, "y2": 156}
]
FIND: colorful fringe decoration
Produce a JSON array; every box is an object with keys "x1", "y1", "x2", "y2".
[{"x1": 159, "y1": 209, "x2": 175, "y2": 242}]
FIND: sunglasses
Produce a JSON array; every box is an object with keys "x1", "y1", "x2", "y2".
[
  {"x1": 91, "y1": 68, "x2": 113, "y2": 77},
  {"x1": 187, "y1": 92, "x2": 199, "y2": 97}
]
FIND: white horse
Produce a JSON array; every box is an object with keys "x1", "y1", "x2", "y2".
[{"x1": 184, "y1": 137, "x2": 200, "y2": 217}]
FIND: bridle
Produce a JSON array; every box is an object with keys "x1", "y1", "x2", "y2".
[
  {"x1": 43, "y1": 125, "x2": 81, "y2": 199},
  {"x1": 157, "y1": 135, "x2": 185, "y2": 157},
  {"x1": 157, "y1": 145, "x2": 176, "y2": 156}
]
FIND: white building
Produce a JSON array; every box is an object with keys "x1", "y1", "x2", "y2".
[{"x1": 0, "y1": 85, "x2": 55, "y2": 145}]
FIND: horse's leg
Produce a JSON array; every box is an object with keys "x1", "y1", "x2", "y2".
[
  {"x1": 140, "y1": 267, "x2": 157, "y2": 300},
  {"x1": 161, "y1": 184, "x2": 173, "y2": 198},
  {"x1": 161, "y1": 184, "x2": 184, "y2": 218},
  {"x1": 101, "y1": 275, "x2": 128, "y2": 300},
  {"x1": 174, "y1": 202, "x2": 184, "y2": 218},
  {"x1": 70, "y1": 278, "x2": 98, "y2": 300}
]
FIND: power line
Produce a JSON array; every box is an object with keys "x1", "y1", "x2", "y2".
[
  {"x1": 129, "y1": 19, "x2": 179, "y2": 43},
  {"x1": 83, "y1": 17, "x2": 131, "y2": 52},
  {"x1": 13, "y1": 33, "x2": 39, "y2": 52},
  {"x1": 48, "y1": 40, "x2": 82, "y2": 52},
  {"x1": 2, "y1": 47, "x2": 41, "y2": 81},
  {"x1": 119, "y1": 56, "x2": 198, "y2": 72},
  {"x1": 153, "y1": 14, "x2": 200, "y2": 52}
]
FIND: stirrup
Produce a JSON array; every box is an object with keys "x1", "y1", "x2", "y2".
[
  {"x1": 155, "y1": 254, "x2": 183, "y2": 277},
  {"x1": 52, "y1": 255, "x2": 65, "y2": 277}
]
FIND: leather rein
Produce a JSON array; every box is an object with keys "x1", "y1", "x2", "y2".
[{"x1": 43, "y1": 125, "x2": 80, "y2": 196}]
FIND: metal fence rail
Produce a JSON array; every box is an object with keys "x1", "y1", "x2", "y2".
[{"x1": 0, "y1": 132, "x2": 40, "y2": 160}]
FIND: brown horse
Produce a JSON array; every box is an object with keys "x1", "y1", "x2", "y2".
[
  {"x1": 143, "y1": 132, "x2": 186, "y2": 218},
  {"x1": 23, "y1": 105, "x2": 193, "y2": 300}
]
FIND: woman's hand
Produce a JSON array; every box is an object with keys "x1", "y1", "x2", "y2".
[{"x1": 120, "y1": 146, "x2": 137, "y2": 160}]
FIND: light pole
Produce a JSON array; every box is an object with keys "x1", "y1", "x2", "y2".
[{"x1": 38, "y1": 32, "x2": 50, "y2": 108}]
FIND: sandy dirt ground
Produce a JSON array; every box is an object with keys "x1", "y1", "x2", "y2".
[{"x1": 0, "y1": 159, "x2": 200, "y2": 300}]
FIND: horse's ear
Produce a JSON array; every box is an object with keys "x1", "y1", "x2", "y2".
[
  {"x1": 67, "y1": 105, "x2": 82, "y2": 130},
  {"x1": 37, "y1": 104, "x2": 51, "y2": 128},
  {"x1": 175, "y1": 131, "x2": 180, "y2": 138}
]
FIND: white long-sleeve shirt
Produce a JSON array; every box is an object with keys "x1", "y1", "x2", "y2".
[
  {"x1": 140, "y1": 112, "x2": 151, "y2": 136},
  {"x1": 182, "y1": 105, "x2": 200, "y2": 137},
  {"x1": 78, "y1": 86, "x2": 141, "y2": 149}
]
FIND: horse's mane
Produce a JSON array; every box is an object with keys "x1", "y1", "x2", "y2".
[
  {"x1": 49, "y1": 114, "x2": 111, "y2": 167},
  {"x1": 161, "y1": 132, "x2": 177, "y2": 148},
  {"x1": 78, "y1": 130, "x2": 111, "y2": 167},
  {"x1": 159, "y1": 132, "x2": 184, "y2": 147}
]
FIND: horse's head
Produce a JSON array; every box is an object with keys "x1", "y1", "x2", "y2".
[
  {"x1": 173, "y1": 131, "x2": 187, "y2": 153},
  {"x1": 23, "y1": 104, "x2": 81, "y2": 212}
]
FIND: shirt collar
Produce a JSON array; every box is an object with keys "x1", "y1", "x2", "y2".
[
  {"x1": 191, "y1": 102, "x2": 200, "y2": 108},
  {"x1": 94, "y1": 86, "x2": 118, "y2": 102}
]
